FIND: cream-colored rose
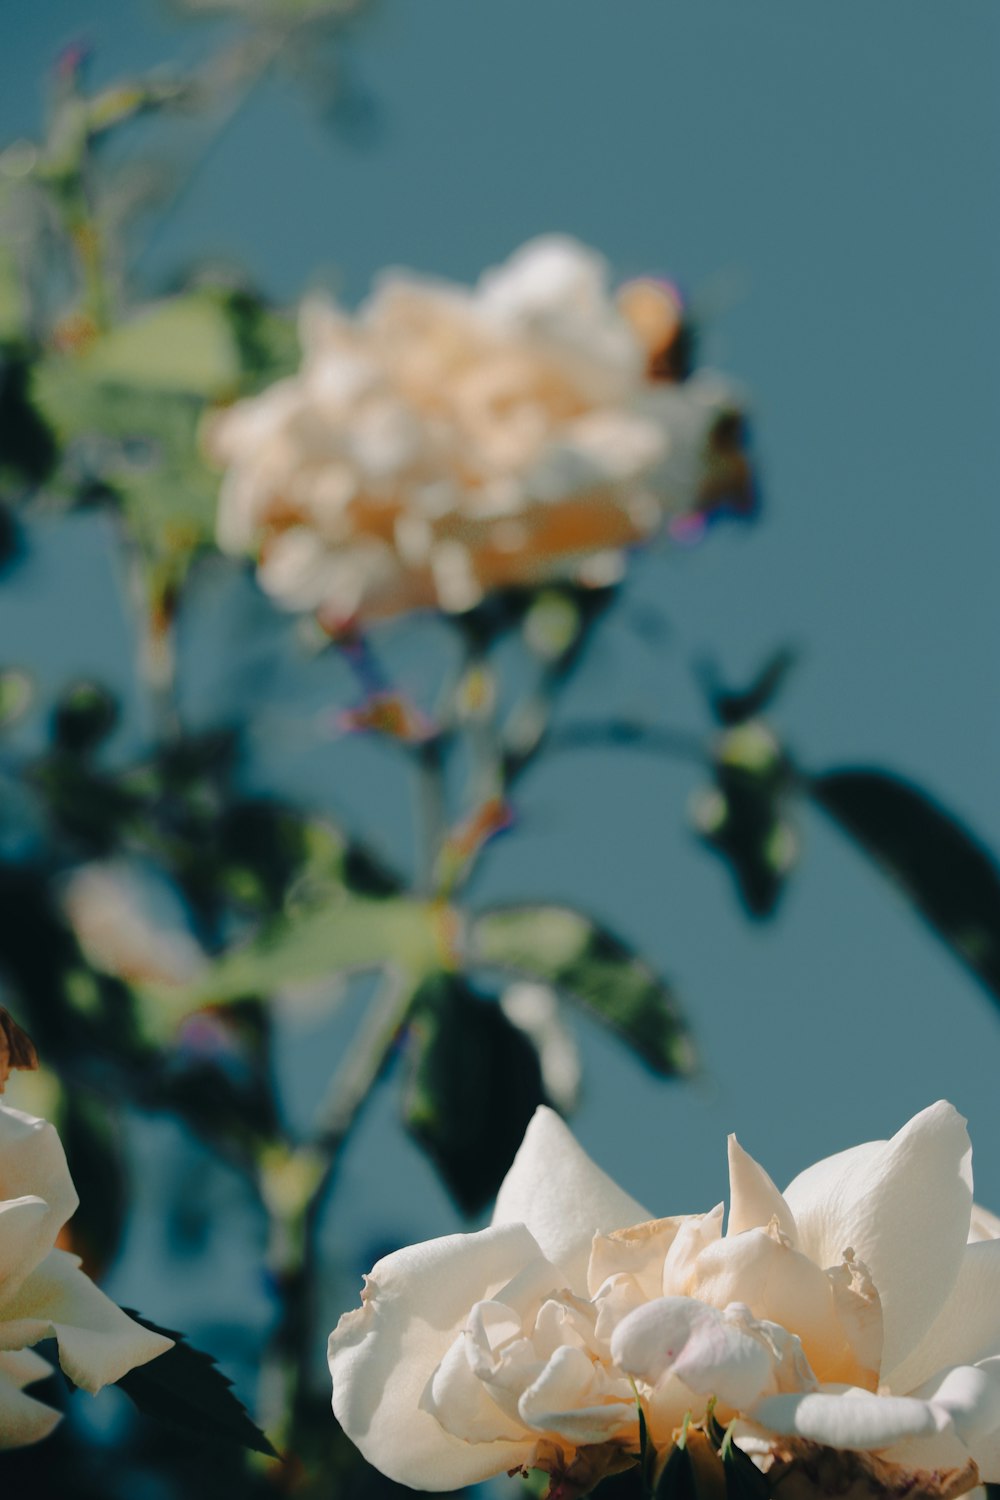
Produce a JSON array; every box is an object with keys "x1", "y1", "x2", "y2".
[
  {"x1": 209, "y1": 237, "x2": 750, "y2": 627},
  {"x1": 0, "y1": 1101, "x2": 173, "y2": 1447},
  {"x1": 328, "y1": 1103, "x2": 1000, "y2": 1497}
]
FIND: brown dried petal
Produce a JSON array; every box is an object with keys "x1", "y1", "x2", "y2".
[
  {"x1": 766, "y1": 1438, "x2": 979, "y2": 1500},
  {"x1": 0, "y1": 1007, "x2": 39, "y2": 1093}
]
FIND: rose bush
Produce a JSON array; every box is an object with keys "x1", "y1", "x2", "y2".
[
  {"x1": 209, "y1": 236, "x2": 752, "y2": 628},
  {"x1": 0, "y1": 1100, "x2": 173, "y2": 1448},
  {"x1": 328, "y1": 1102, "x2": 1000, "y2": 1497}
]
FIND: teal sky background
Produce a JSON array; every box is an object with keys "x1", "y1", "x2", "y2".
[{"x1": 2, "y1": 0, "x2": 1000, "y2": 1397}]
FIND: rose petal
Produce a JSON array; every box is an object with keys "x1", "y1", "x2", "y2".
[
  {"x1": 0, "y1": 1106, "x2": 78, "y2": 1280},
  {"x1": 518, "y1": 1344, "x2": 635, "y2": 1444},
  {"x1": 329, "y1": 1223, "x2": 542, "y2": 1488},
  {"x1": 887, "y1": 1241, "x2": 1000, "y2": 1394},
  {"x1": 911, "y1": 1363, "x2": 1000, "y2": 1444},
  {"x1": 754, "y1": 1386, "x2": 949, "y2": 1450},
  {"x1": 0, "y1": 1349, "x2": 61, "y2": 1450},
  {"x1": 783, "y1": 1102, "x2": 973, "y2": 1372},
  {"x1": 727, "y1": 1136, "x2": 797, "y2": 1243},
  {"x1": 681, "y1": 1223, "x2": 877, "y2": 1388},
  {"x1": 612, "y1": 1296, "x2": 776, "y2": 1411},
  {"x1": 0, "y1": 1249, "x2": 173, "y2": 1392},
  {"x1": 492, "y1": 1108, "x2": 649, "y2": 1292},
  {"x1": 587, "y1": 1217, "x2": 689, "y2": 1301},
  {"x1": 969, "y1": 1204, "x2": 1000, "y2": 1244}
]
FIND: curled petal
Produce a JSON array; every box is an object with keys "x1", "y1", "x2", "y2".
[
  {"x1": 0, "y1": 1249, "x2": 173, "y2": 1392},
  {"x1": 783, "y1": 1101, "x2": 973, "y2": 1373},
  {"x1": 754, "y1": 1386, "x2": 949, "y2": 1450},
  {"x1": 910, "y1": 1363, "x2": 1000, "y2": 1444},
  {"x1": 518, "y1": 1345, "x2": 635, "y2": 1444},
  {"x1": 329, "y1": 1224, "x2": 542, "y2": 1488},
  {"x1": 612, "y1": 1296, "x2": 776, "y2": 1411},
  {"x1": 492, "y1": 1108, "x2": 649, "y2": 1293}
]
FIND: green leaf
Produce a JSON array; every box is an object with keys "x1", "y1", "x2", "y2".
[
  {"x1": 402, "y1": 972, "x2": 548, "y2": 1214},
  {"x1": 143, "y1": 895, "x2": 444, "y2": 1021},
  {"x1": 115, "y1": 1311, "x2": 277, "y2": 1456},
  {"x1": 471, "y1": 906, "x2": 693, "y2": 1076},
  {"x1": 810, "y1": 767, "x2": 1000, "y2": 1003},
  {"x1": 79, "y1": 295, "x2": 242, "y2": 398}
]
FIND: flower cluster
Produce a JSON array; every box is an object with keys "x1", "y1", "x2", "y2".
[
  {"x1": 209, "y1": 236, "x2": 752, "y2": 629},
  {"x1": 328, "y1": 1103, "x2": 1000, "y2": 1498},
  {"x1": 0, "y1": 1098, "x2": 173, "y2": 1448}
]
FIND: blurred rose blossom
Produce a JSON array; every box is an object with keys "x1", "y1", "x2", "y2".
[{"x1": 208, "y1": 236, "x2": 752, "y2": 628}]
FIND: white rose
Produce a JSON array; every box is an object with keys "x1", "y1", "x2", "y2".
[
  {"x1": 209, "y1": 237, "x2": 752, "y2": 627},
  {"x1": 0, "y1": 1101, "x2": 173, "y2": 1447},
  {"x1": 328, "y1": 1102, "x2": 1000, "y2": 1497}
]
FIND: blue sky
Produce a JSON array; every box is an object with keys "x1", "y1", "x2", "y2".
[{"x1": 3, "y1": 2, "x2": 1000, "y2": 1352}]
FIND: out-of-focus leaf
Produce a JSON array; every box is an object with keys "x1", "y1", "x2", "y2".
[
  {"x1": 471, "y1": 906, "x2": 693, "y2": 1076},
  {"x1": 692, "y1": 722, "x2": 797, "y2": 919},
  {"x1": 0, "y1": 349, "x2": 58, "y2": 483},
  {"x1": 402, "y1": 972, "x2": 547, "y2": 1214},
  {"x1": 114, "y1": 1310, "x2": 277, "y2": 1456},
  {"x1": 145, "y1": 895, "x2": 445, "y2": 1015},
  {"x1": 810, "y1": 767, "x2": 1000, "y2": 1002},
  {"x1": 56, "y1": 1090, "x2": 126, "y2": 1280},
  {"x1": 81, "y1": 295, "x2": 241, "y2": 398},
  {"x1": 51, "y1": 679, "x2": 118, "y2": 754},
  {"x1": 0, "y1": 669, "x2": 32, "y2": 730},
  {"x1": 33, "y1": 354, "x2": 219, "y2": 545}
]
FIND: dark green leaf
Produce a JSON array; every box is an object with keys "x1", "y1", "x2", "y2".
[
  {"x1": 720, "y1": 1435, "x2": 770, "y2": 1500},
  {"x1": 472, "y1": 906, "x2": 693, "y2": 1076},
  {"x1": 810, "y1": 767, "x2": 1000, "y2": 1003},
  {"x1": 0, "y1": 348, "x2": 58, "y2": 484},
  {"x1": 402, "y1": 972, "x2": 547, "y2": 1214},
  {"x1": 115, "y1": 1310, "x2": 277, "y2": 1456},
  {"x1": 653, "y1": 1440, "x2": 697, "y2": 1500},
  {"x1": 57, "y1": 1090, "x2": 126, "y2": 1281}
]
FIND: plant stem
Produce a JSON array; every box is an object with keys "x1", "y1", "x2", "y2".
[{"x1": 257, "y1": 967, "x2": 410, "y2": 1449}]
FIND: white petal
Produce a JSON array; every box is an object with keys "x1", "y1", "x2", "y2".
[
  {"x1": 0, "y1": 1350, "x2": 61, "y2": 1450},
  {"x1": 783, "y1": 1102, "x2": 973, "y2": 1372},
  {"x1": 427, "y1": 1333, "x2": 526, "y2": 1443},
  {"x1": 681, "y1": 1225, "x2": 877, "y2": 1388},
  {"x1": 518, "y1": 1345, "x2": 634, "y2": 1444},
  {"x1": 969, "y1": 1204, "x2": 1000, "y2": 1243},
  {"x1": 727, "y1": 1136, "x2": 797, "y2": 1244},
  {"x1": 0, "y1": 1106, "x2": 78, "y2": 1286},
  {"x1": 587, "y1": 1216, "x2": 689, "y2": 1301},
  {"x1": 329, "y1": 1224, "x2": 542, "y2": 1489},
  {"x1": 0, "y1": 1249, "x2": 173, "y2": 1392},
  {"x1": 887, "y1": 1241, "x2": 1000, "y2": 1393},
  {"x1": 492, "y1": 1108, "x2": 649, "y2": 1292},
  {"x1": 754, "y1": 1386, "x2": 948, "y2": 1450},
  {"x1": 612, "y1": 1297, "x2": 775, "y2": 1411},
  {"x1": 911, "y1": 1363, "x2": 1000, "y2": 1443}
]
